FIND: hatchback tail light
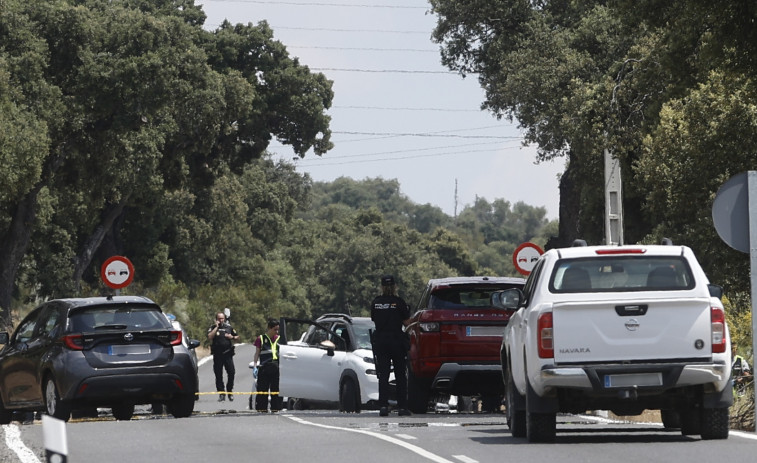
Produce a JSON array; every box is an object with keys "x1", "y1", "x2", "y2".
[
  {"x1": 170, "y1": 330, "x2": 183, "y2": 346},
  {"x1": 711, "y1": 307, "x2": 726, "y2": 353},
  {"x1": 537, "y1": 312, "x2": 554, "y2": 358},
  {"x1": 63, "y1": 334, "x2": 85, "y2": 350}
]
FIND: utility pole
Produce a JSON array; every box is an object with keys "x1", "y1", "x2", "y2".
[
  {"x1": 604, "y1": 149, "x2": 624, "y2": 245},
  {"x1": 454, "y1": 179, "x2": 458, "y2": 219}
]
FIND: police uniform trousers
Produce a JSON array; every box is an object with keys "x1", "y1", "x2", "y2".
[
  {"x1": 213, "y1": 350, "x2": 235, "y2": 393},
  {"x1": 255, "y1": 361, "x2": 281, "y2": 411},
  {"x1": 374, "y1": 332, "x2": 408, "y2": 409}
]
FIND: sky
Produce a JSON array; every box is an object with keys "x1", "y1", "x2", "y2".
[{"x1": 199, "y1": 0, "x2": 565, "y2": 219}]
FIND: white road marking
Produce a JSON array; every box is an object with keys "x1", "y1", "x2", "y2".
[
  {"x1": 284, "y1": 414, "x2": 455, "y2": 463},
  {"x1": 452, "y1": 455, "x2": 478, "y2": 463},
  {"x1": 395, "y1": 433, "x2": 416, "y2": 440},
  {"x1": 3, "y1": 424, "x2": 42, "y2": 463}
]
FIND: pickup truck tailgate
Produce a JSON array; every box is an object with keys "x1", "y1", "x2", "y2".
[{"x1": 552, "y1": 297, "x2": 713, "y2": 363}]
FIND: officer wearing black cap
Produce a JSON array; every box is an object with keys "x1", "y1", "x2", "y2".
[{"x1": 371, "y1": 274, "x2": 411, "y2": 416}]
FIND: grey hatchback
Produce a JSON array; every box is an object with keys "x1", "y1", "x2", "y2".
[{"x1": 0, "y1": 296, "x2": 199, "y2": 422}]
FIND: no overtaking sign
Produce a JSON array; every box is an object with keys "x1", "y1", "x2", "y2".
[{"x1": 100, "y1": 256, "x2": 135, "y2": 289}]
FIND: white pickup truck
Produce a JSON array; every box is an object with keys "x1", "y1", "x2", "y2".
[{"x1": 498, "y1": 240, "x2": 732, "y2": 442}]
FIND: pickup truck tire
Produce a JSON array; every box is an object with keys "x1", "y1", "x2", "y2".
[
  {"x1": 526, "y1": 379, "x2": 556, "y2": 443},
  {"x1": 680, "y1": 409, "x2": 702, "y2": 436},
  {"x1": 700, "y1": 407, "x2": 729, "y2": 440},
  {"x1": 505, "y1": 366, "x2": 526, "y2": 437},
  {"x1": 660, "y1": 409, "x2": 681, "y2": 429},
  {"x1": 407, "y1": 367, "x2": 430, "y2": 414}
]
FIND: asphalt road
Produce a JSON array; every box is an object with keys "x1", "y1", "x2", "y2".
[{"x1": 3, "y1": 344, "x2": 757, "y2": 463}]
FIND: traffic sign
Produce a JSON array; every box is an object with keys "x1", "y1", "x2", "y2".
[
  {"x1": 512, "y1": 242, "x2": 544, "y2": 275},
  {"x1": 100, "y1": 256, "x2": 135, "y2": 289}
]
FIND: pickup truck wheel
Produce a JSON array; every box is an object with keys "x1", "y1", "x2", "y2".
[
  {"x1": 526, "y1": 411, "x2": 556, "y2": 443},
  {"x1": 407, "y1": 367, "x2": 430, "y2": 414},
  {"x1": 660, "y1": 409, "x2": 681, "y2": 429},
  {"x1": 505, "y1": 367, "x2": 526, "y2": 437},
  {"x1": 700, "y1": 407, "x2": 729, "y2": 440},
  {"x1": 680, "y1": 409, "x2": 701, "y2": 436}
]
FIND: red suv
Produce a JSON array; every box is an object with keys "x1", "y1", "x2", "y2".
[{"x1": 406, "y1": 276, "x2": 525, "y2": 413}]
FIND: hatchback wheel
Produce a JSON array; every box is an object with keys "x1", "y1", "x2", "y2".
[
  {"x1": 111, "y1": 403, "x2": 135, "y2": 421},
  {"x1": 339, "y1": 378, "x2": 360, "y2": 413},
  {"x1": 44, "y1": 377, "x2": 71, "y2": 422},
  {"x1": 168, "y1": 393, "x2": 195, "y2": 418},
  {"x1": 0, "y1": 396, "x2": 12, "y2": 425}
]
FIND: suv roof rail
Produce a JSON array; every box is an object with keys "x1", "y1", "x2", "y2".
[
  {"x1": 572, "y1": 239, "x2": 588, "y2": 247},
  {"x1": 317, "y1": 313, "x2": 353, "y2": 322},
  {"x1": 661, "y1": 237, "x2": 673, "y2": 245}
]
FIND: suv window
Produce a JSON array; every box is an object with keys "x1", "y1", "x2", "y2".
[
  {"x1": 429, "y1": 286, "x2": 505, "y2": 309},
  {"x1": 549, "y1": 256, "x2": 694, "y2": 293},
  {"x1": 69, "y1": 305, "x2": 170, "y2": 332}
]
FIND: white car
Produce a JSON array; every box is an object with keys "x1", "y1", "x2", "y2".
[
  {"x1": 279, "y1": 314, "x2": 393, "y2": 412},
  {"x1": 499, "y1": 240, "x2": 732, "y2": 442}
]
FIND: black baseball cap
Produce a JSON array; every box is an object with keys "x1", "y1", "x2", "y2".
[{"x1": 381, "y1": 274, "x2": 395, "y2": 286}]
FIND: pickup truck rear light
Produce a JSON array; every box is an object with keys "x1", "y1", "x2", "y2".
[
  {"x1": 537, "y1": 312, "x2": 554, "y2": 358},
  {"x1": 711, "y1": 307, "x2": 726, "y2": 353},
  {"x1": 419, "y1": 322, "x2": 440, "y2": 332}
]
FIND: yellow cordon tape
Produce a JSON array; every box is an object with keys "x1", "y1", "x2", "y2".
[{"x1": 195, "y1": 391, "x2": 279, "y2": 396}]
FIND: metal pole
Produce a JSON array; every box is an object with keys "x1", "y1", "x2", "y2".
[{"x1": 748, "y1": 171, "x2": 757, "y2": 425}]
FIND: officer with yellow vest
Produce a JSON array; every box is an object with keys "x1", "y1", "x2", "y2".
[{"x1": 252, "y1": 318, "x2": 281, "y2": 412}]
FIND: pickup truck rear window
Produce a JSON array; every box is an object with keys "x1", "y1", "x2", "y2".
[{"x1": 549, "y1": 256, "x2": 695, "y2": 293}]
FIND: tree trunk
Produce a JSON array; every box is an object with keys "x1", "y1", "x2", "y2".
[
  {"x1": 0, "y1": 187, "x2": 41, "y2": 330},
  {"x1": 71, "y1": 196, "x2": 131, "y2": 294},
  {"x1": 547, "y1": 150, "x2": 581, "y2": 250}
]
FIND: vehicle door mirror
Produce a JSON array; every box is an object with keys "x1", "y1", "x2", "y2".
[
  {"x1": 320, "y1": 340, "x2": 336, "y2": 356},
  {"x1": 708, "y1": 284, "x2": 723, "y2": 300},
  {"x1": 0, "y1": 332, "x2": 8, "y2": 344},
  {"x1": 490, "y1": 288, "x2": 523, "y2": 309},
  {"x1": 188, "y1": 339, "x2": 201, "y2": 349}
]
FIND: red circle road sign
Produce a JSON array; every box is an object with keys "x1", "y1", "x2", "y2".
[
  {"x1": 512, "y1": 242, "x2": 544, "y2": 275},
  {"x1": 100, "y1": 256, "x2": 135, "y2": 289}
]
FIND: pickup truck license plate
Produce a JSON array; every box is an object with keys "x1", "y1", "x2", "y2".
[
  {"x1": 466, "y1": 326, "x2": 504, "y2": 337},
  {"x1": 604, "y1": 372, "x2": 662, "y2": 388},
  {"x1": 108, "y1": 344, "x2": 150, "y2": 355}
]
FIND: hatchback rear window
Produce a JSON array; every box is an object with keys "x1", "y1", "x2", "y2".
[
  {"x1": 69, "y1": 305, "x2": 171, "y2": 332},
  {"x1": 430, "y1": 286, "x2": 511, "y2": 309},
  {"x1": 549, "y1": 256, "x2": 694, "y2": 293}
]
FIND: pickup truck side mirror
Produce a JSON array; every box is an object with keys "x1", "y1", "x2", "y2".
[
  {"x1": 490, "y1": 288, "x2": 524, "y2": 309},
  {"x1": 708, "y1": 284, "x2": 723, "y2": 300}
]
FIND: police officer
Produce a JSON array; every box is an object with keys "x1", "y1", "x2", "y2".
[
  {"x1": 371, "y1": 274, "x2": 411, "y2": 416},
  {"x1": 252, "y1": 318, "x2": 281, "y2": 412},
  {"x1": 208, "y1": 311, "x2": 239, "y2": 401}
]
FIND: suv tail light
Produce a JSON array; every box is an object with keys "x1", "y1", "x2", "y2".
[
  {"x1": 537, "y1": 312, "x2": 553, "y2": 358},
  {"x1": 419, "y1": 322, "x2": 440, "y2": 332},
  {"x1": 170, "y1": 330, "x2": 183, "y2": 346},
  {"x1": 711, "y1": 307, "x2": 726, "y2": 353},
  {"x1": 63, "y1": 334, "x2": 85, "y2": 350}
]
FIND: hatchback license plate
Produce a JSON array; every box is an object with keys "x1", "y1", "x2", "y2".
[
  {"x1": 604, "y1": 372, "x2": 662, "y2": 388},
  {"x1": 108, "y1": 344, "x2": 150, "y2": 355},
  {"x1": 466, "y1": 326, "x2": 504, "y2": 337}
]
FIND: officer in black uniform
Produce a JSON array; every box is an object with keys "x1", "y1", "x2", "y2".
[
  {"x1": 371, "y1": 274, "x2": 411, "y2": 416},
  {"x1": 252, "y1": 318, "x2": 282, "y2": 412},
  {"x1": 207, "y1": 311, "x2": 239, "y2": 401}
]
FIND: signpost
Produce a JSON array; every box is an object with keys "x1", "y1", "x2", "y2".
[
  {"x1": 100, "y1": 255, "x2": 135, "y2": 290},
  {"x1": 712, "y1": 171, "x2": 757, "y2": 425},
  {"x1": 512, "y1": 242, "x2": 544, "y2": 276}
]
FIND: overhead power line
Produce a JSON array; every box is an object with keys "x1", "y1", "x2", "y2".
[
  {"x1": 272, "y1": 25, "x2": 429, "y2": 34},
  {"x1": 313, "y1": 67, "x2": 454, "y2": 74},
  {"x1": 205, "y1": 0, "x2": 427, "y2": 9},
  {"x1": 334, "y1": 105, "x2": 481, "y2": 112},
  {"x1": 289, "y1": 45, "x2": 436, "y2": 53}
]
